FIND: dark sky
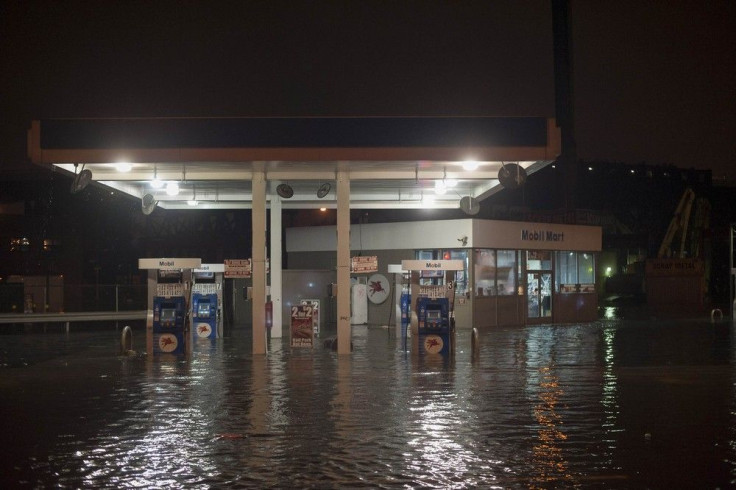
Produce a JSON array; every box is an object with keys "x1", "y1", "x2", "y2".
[{"x1": 1, "y1": 1, "x2": 734, "y2": 182}]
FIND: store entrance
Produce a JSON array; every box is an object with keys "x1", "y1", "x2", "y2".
[
  {"x1": 525, "y1": 251, "x2": 552, "y2": 323},
  {"x1": 527, "y1": 272, "x2": 552, "y2": 320}
]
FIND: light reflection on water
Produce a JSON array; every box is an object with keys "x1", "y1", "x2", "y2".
[{"x1": 1, "y1": 319, "x2": 735, "y2": 488}]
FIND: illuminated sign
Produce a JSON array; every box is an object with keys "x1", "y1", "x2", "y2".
[
  {"x1": 194, "y1": 263, "x2": 226, "y2": 273},
  {"x1": 401, "y1": 260, "x2": 464, "y2": 271},
  {"x1": 138, "y1": 258, "x2": 202, "y2": 270},
  {"x1": 520, "y1": 229, "x2": 565, "y2": 242}
]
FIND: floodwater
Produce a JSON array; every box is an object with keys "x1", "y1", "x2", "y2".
[{"x1": 1, "y1": 317, "x2": 735, "y2": 489}]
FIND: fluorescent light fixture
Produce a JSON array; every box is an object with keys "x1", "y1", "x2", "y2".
[
  {"x1": 166, "y1": 182, "x2": 179, "y2": 196},
  {"x1": 462, "y1": 160, "x2": 479, "y2": 171},
  {"x1": 115, "y1": 162, "x2": 132, "y2": 172}
]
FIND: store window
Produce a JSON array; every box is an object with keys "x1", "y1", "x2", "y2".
[
  {"x1": 526, "y1": 250, "x2": 552, "y2": 269},
  {"x1": 446, "y1": 249, "x2": 468, "y2": 296},
  {"x1": 556, "y1": 251, "x2": 596, "y2": 293},
  {"x1": 496, "y1": 250, "x2": 518, "y2": 296},
  {"x1": 473, "y1": 249, "x2": 521, "y2": 297},
  {"x1": 474, "y1": 249, "x2": 495, "y2": 296}
]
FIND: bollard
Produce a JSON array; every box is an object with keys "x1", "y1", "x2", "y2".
[
  {"x1": 121, "y1": 325, "x2": 133, "y2": 355},
  {"x1": 471, "y1": 327, "x2": 480, "y2": 361}
]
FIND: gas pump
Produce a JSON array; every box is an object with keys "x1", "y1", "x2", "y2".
[
  {"x1": 417, "y1": 297, "x2": 451, "y2": 355},
  {"x1": 139, "y1": 258, "x2": 201, "y2": 356},
  {"x1": 401, "y1": 259, "x2": 463, "y2": 357},
  {"x1": 191, "y1": 293, "x2": 217, "y2": 339},
  {"x1": 388, "y1": 264, "x2": 411, "y2": 348},
  {"x1": 191, "y1": 264, "x2": 224, "y2": 340},
  {"x1": 153, "y1": 290, "x2": 187, "y2": 354}
]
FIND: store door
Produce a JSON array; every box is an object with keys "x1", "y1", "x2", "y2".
[{"x1": 527, "y1": 272, "x2": 552, "y2": 321}]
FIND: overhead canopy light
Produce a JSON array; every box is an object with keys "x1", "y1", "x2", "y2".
[{"x1": 462, "y1": 160, "x2": 479, "y2": 171}]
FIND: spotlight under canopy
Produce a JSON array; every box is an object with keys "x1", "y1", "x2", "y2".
[
  {"x1": 70, "y1": 164, "x2": 92, "y2": 194},
  {"x1": 141, "y1": 193, "x2": 157, "y2": 215},
  {"x1": 276, "y1": 183, "x2": 294, "y2": 199},
  {"x1": 317, "y1": 182, "x2": 331, "y2": 198}
]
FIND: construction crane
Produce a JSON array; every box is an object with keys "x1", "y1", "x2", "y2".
[
  {"x1": 657, "y1": 188, "x2": 702, "y2": 259},
  {"x1": 647, "y1": 187, "x2": 711, "y2": 312}
]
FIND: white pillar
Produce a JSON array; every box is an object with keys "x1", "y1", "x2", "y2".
[
  {"x1": 336, "y1": 164, "x2": 351, "y2": 355},
  {"x1": 252, "y1": 162, "x2": 267, "y2": 355},
  {"x1": 270, "y1": 194, "x2": 283, "y2": 338}
]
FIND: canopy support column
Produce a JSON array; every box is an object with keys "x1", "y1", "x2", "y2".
[
  {"x1": 270, "y1": 194, "x2": 283, "y2": 338},
  {"x1": 336, "y1": 164, "x2": 351, "y2": 355},
  {"x1": 252, "y1": 162, "x2": 267, "y2": 355}
]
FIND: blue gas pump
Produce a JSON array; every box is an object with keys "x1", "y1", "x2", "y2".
[
  {"x1": 191, "y1": 292, "x2": 217, "y2": 339},
  {"x1": 152, "y1": 296, "x2": 187, "y2": 354},
  {"x1": 417, "y1": 297, "x2": 452, "y2": 356},
  {"x1": 400, "y1": 288, "x2": 411, "y2": 347}
]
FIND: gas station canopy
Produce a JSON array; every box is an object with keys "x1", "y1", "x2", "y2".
[{"x1": 28, "y1": 116, "x2": 560, "y2": 210}]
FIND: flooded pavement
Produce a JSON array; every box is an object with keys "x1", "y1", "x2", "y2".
[{"x1": 1, "y1": 318, "x2": 735, "y2": 488}]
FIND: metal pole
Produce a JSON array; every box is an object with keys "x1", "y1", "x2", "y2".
[
  {"x1": 728, "y1": 223, "x2": 736, "y2": 322},
  {"x1": 115, "y1": 284, "x2": 119, "y2": 330}
]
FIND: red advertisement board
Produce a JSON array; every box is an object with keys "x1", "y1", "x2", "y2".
[{"x1": 290, "y1": 304, "x2": 314, "y2": 348}]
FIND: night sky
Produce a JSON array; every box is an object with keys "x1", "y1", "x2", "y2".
[{"x1": 1, "y1": 1, "x2": 734, "y2": 182}]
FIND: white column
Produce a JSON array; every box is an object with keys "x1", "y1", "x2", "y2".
[
  {"x1": 270, "y1": 193, "x2": 283, "y2": 338},
  {"x1": 336, "y1": 164, "x2": 351, "y2": 355},
  {"x1": 252, "y1": 162, "x2": 267, "y2": 355}
]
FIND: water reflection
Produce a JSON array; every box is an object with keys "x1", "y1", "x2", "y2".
[
  {"x1": 530, "y1": 366, "x2": 570, "y2": 487},
  {"x1": 1, "y1": 321, "x2": 736, "y2": 487},
  {"x1": 601, "y1": 327, "x2": 620, "y2": 467}
]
